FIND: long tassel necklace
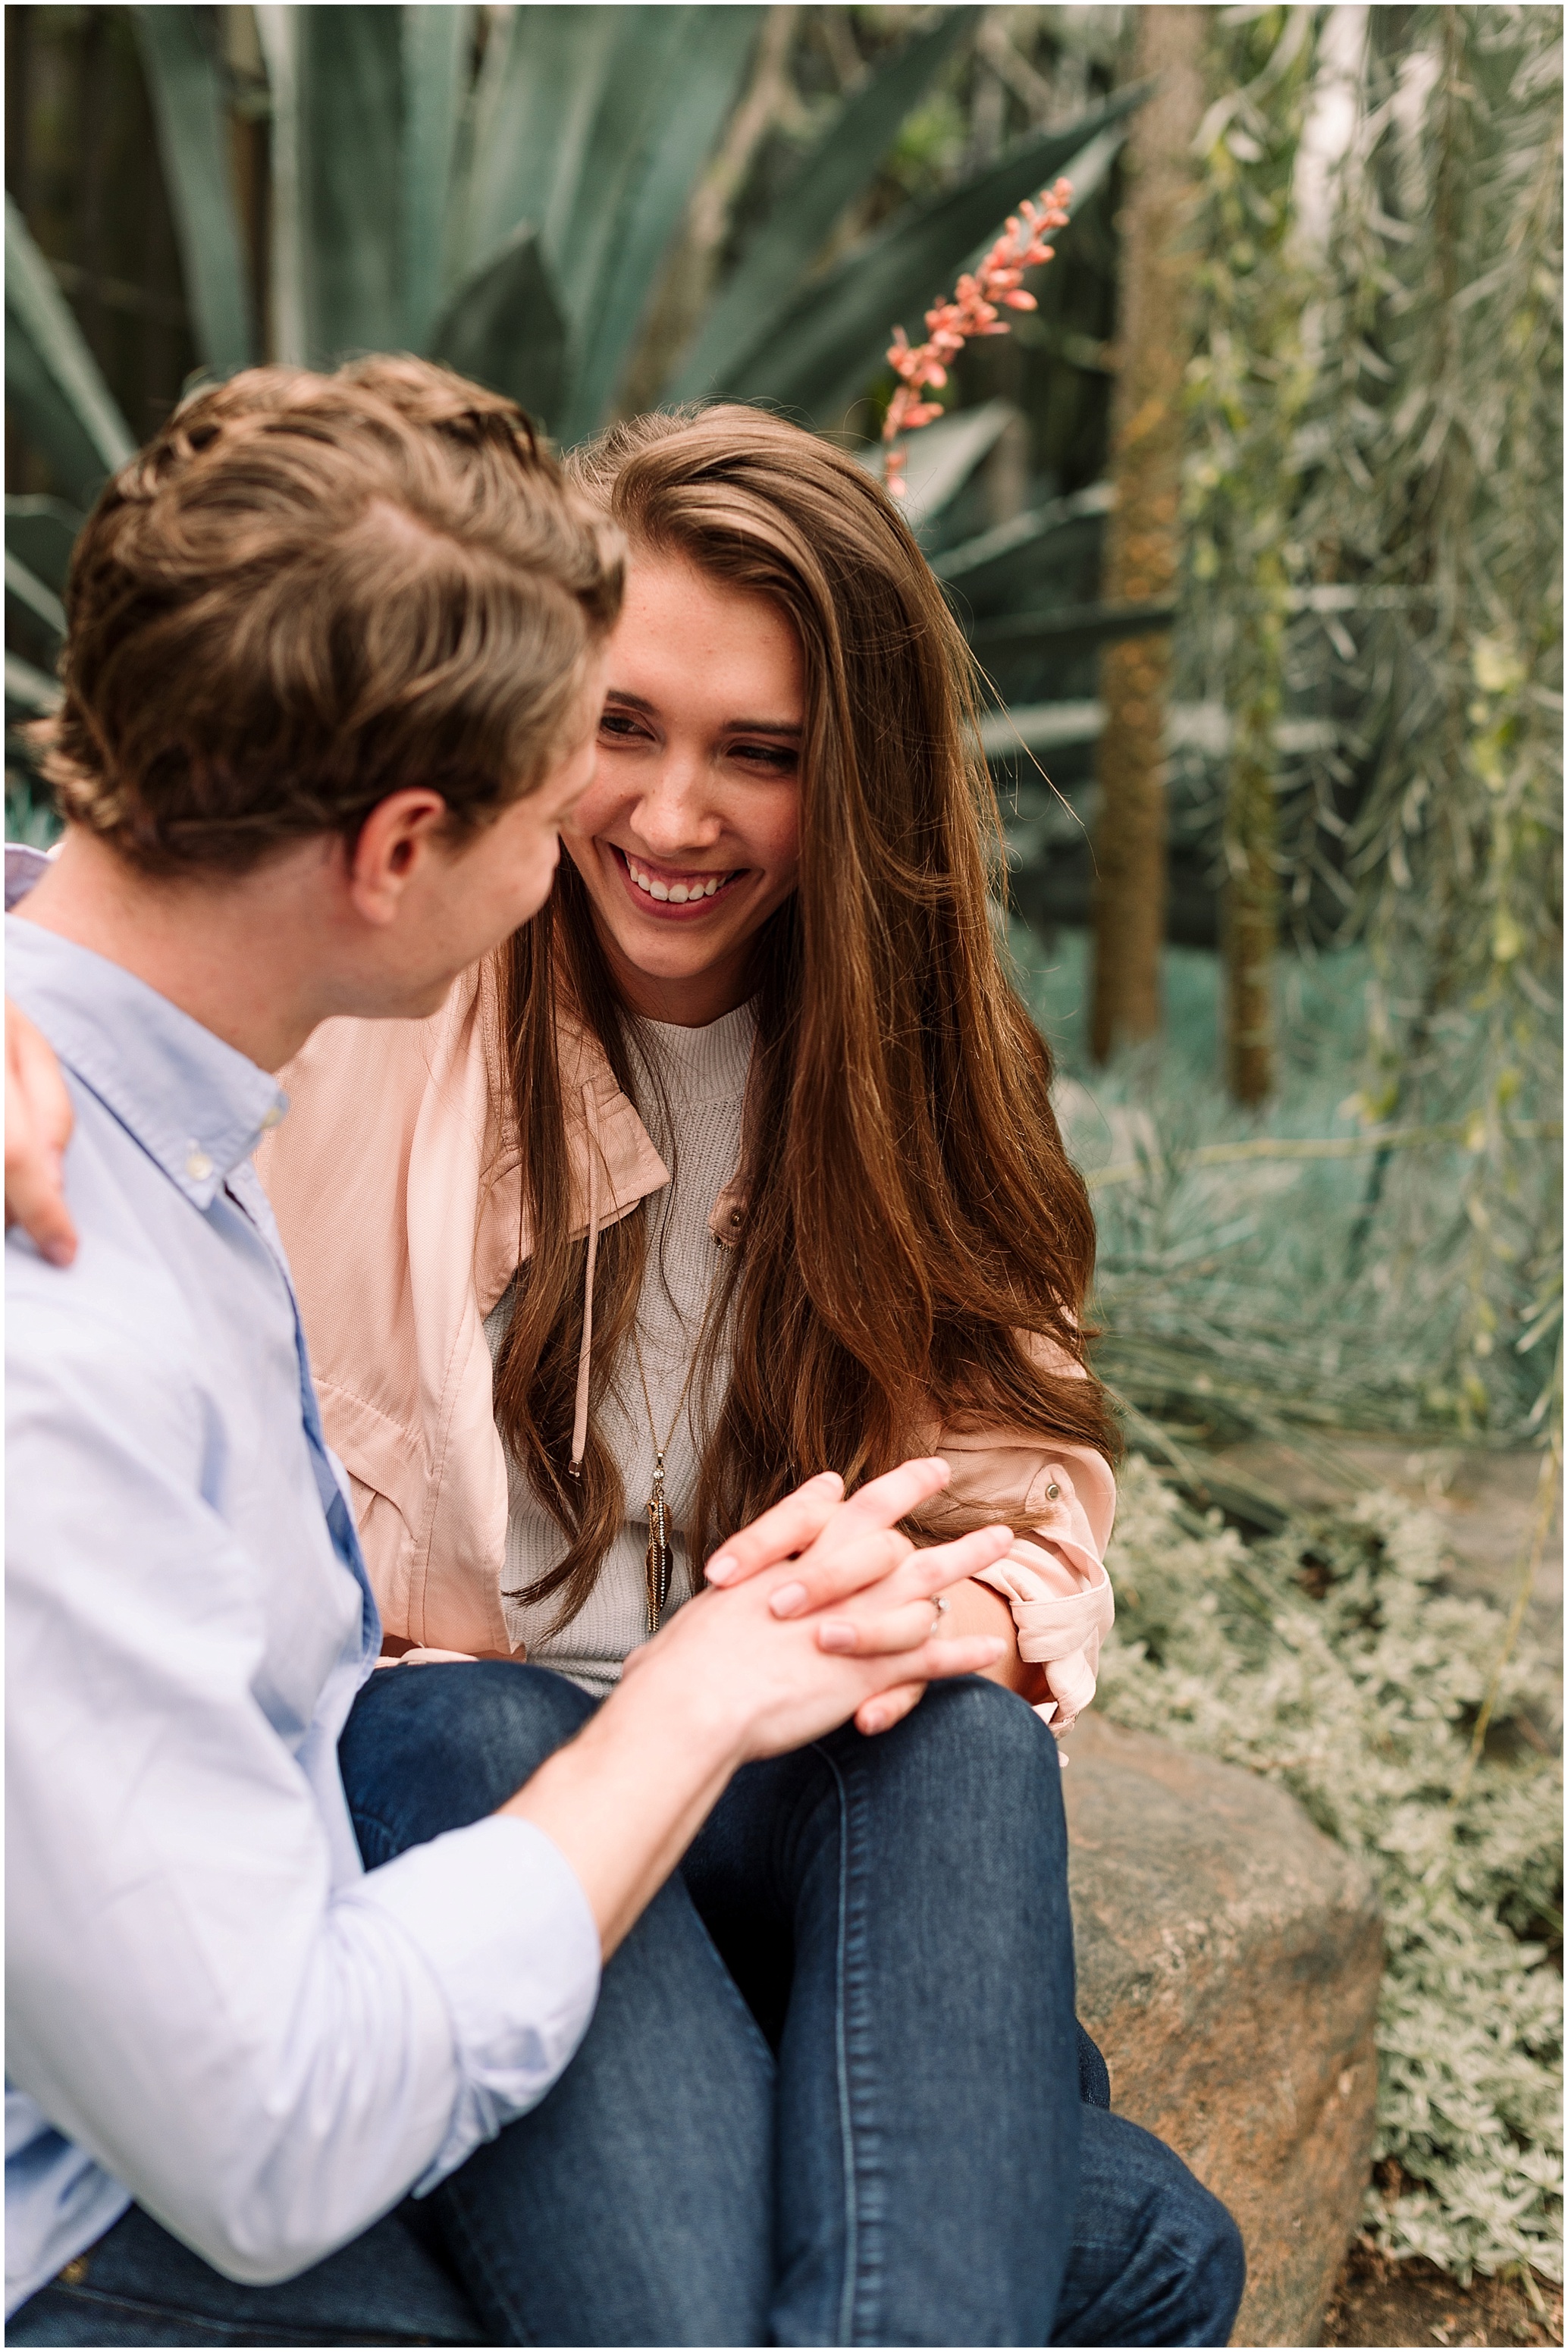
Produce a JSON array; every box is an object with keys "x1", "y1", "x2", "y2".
[{"x1": 630, "y1": 1279, "x2": 723, "y2": 1637}]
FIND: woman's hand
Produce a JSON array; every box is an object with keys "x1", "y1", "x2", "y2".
[
  {"x1": 5, "y1": 998, "x2": 77, "y2": 1265},
  {"x1": 704, "y1": 1457, "x2": 952, "y2": 1595}
]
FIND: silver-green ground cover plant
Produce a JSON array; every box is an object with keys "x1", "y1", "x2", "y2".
[{"x1": 1098, "y1": 1457, "x2": 1562, "y2": 2285}]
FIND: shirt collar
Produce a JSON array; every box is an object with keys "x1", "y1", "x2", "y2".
[{"x1": 5, "y1": 915, "x2": 288, "y2": 1210}]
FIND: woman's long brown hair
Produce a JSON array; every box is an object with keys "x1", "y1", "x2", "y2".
[{"x1": 491, "y1": 405, "x2": 1118, "y2": 1629}]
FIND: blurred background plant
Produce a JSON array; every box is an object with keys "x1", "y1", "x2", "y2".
[
  {"x1": 5, "y1": 8, "x2": 1558, "y2": 1458},
  {"x1": 5, "y1": 2, "x2": 1561, "y2": 2303}
]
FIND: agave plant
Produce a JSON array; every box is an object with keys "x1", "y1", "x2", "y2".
[
  {"x1": 5, "y1": 8, "x2": 1159, "y2": 804},
  {"x1": 7, "y1": 8, "x2": 1141, "y2": 475}
]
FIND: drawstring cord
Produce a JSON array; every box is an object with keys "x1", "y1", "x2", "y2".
[{"x1": 569, "y1": 1083, "x2": 601, "y2": 1477}]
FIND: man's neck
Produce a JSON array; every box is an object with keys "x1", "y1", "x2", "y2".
[{"x1": 14, "y1": 830, "x2": 337, "y2": 1072}]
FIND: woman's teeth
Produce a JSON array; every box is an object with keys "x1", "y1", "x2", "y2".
[{"x1": 624, "y1": 854, "x2": 726, "y2": 904}]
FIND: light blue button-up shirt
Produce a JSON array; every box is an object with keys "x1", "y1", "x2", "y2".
[{"x1": 5, "y1": 898, "x2": 601, "y2": 2318}]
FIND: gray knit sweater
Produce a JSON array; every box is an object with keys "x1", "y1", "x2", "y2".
[{"x1": 484, "y1": 1002, "x2": 755, "y2": 1695}]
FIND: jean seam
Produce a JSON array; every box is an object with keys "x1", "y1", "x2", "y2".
[
  {"x1": 26, "y1": 2287, "x2": 268, "y2": 2341},
  {"x1": 428, "y1": 2184, "x2": 529, "y2": 2348},
  {"x1": 809, "y1": 1740, "x2": 858, "y2": 2349},
  {"x1": 349, "y1": 1805, "x2": 401, "y2": 1867},
  {"x1": 841, "y1": 1748, "x2": 887, "y2": 2347},
  {"x1": 811, "y1": 1736, "x2": 890, "y2": 2350}
]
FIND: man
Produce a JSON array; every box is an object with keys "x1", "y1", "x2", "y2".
[{"x1": 7, "y1": 359, "x2": 1243, "y2": 2347}]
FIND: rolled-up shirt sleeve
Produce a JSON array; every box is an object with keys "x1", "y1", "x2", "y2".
[
  {"x1": 6, "y1": 1297, "x2": 600, "y2": 2287},
  {"x1": 353, "y1": 1817, "x2": 600, "y2": 2192}
]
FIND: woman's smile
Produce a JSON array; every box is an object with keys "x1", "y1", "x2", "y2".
[{"x1": 608, "y1": 842, "x2": 745, "y2": 914}]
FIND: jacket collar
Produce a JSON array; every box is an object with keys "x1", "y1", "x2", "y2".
[{"x1": 552, "y1": 1007, "x2": 751, "y2": 1247}]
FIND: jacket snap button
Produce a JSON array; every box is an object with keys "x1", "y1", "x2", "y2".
[
  {"x1": 729, "y1": 1210, "x2": 742, "y2": 1225},
  {"x1": 1046, "y1": 1483, "x2": 1060, "y2": 1501}
]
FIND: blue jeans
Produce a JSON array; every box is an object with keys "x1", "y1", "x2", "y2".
[{"x1": 11, "y1": 1664, "x2": 1243, "y2": 2347}]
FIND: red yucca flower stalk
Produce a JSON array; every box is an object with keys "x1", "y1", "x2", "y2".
[{"x1": 883, "y1": 177, "x2": 1074, "y2": 500}]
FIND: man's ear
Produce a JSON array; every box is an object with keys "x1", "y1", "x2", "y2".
[{"x1": 346, "y1": 791, "x2": 451, "y2": 927}]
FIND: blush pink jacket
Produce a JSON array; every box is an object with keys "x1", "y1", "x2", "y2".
[{"x1": 256, "y1": 962, "x2": 1116, "y2": 1727}]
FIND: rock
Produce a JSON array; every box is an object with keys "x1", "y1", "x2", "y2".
[{"x1": 1061, "y1": 1714, "x2": 1382, "y2": 2348}]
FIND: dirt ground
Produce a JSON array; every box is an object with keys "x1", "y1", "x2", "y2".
[{"x1": 1320, "y1": 2243, "x2": 1563, "y2": 2348}]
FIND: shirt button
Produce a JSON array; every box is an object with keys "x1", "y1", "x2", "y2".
[
  {"x1": 260, "y1": 1105, "x2": 283, "y2": 1130},
  {"x1": 186, "y1": 1149, "x2": 214, "y2": 1181}
]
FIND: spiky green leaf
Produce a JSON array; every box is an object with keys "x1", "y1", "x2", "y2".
[
  {"x1": 562, "y1": 6, "x2": 761, "y2": 440},
  {"x1": 461, "y1": 7, "x2": 625, "y2": 276},
  {"x1": 426, "y1": 224, "x2": 569, "y2": 428},
  {"x1": 550, "y1": 11, "x2": 688, "y2": 328},
  {"x1": 967, "y1": 598, "x2": 1175, "y2": 659},
  {"x1": 5, "y1": 498, "x2": 85, "y2": 597},
  {"x1": 133, "y1": 7, "x2": 255, "y2": 372},
  {"x1": 5, "y1": 651, "x2": 63, "y2": 719},
  {"x1": 856, "y1": 397, "x2": 1023, "y2": 531},
  {"x1": 930, "y1": 485, "x2": 1114, "y2": 592},
  {"x1": 5, "y1": 551, "x2": 66, "y2": 647},
  {"x1": 4, "y1": 196, "x2": 134, "y2": 506},
  {"x1": 252, "y1": 5, "x2": 305, "y2": 363},
  {"x1": 401, "y1": 5, "x2": 473, "y2": 350},
  {"x1": 667, "y1": 10, "x2": 972, "y2": 402},
  {"x1": 720, "y1": 89, "x2": 1148, "y2": 425},
  {"x1": 298, "y1": 6, "x2": 403, "y2": 362}
]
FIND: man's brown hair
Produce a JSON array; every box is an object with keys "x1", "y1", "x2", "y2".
[{"x1": 36, "y1": 357, "x2": 623, "y2": 873}]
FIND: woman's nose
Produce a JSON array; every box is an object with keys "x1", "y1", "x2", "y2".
[{"x1": 633, "y1": 753, "x2": 721, "y2": 852}]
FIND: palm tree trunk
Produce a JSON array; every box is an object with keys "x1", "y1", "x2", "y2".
[
  {"x1": 1090, "y1": 7, "x2": 1205, "y2": 1061},
  {"x1": 1223, "y1": 681, "x2": 1281, "y2": 1104}
]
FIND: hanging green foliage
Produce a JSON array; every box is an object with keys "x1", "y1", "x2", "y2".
[
  {"x1": 1297, "y1": 5, "x2": 1563, "y2": 1437},
  {"x1": 1168, "y1": 2, "x2": 1562, "y2": 1434}
]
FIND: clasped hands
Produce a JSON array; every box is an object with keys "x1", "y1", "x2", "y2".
[{"x1": 620, "y1": 1460, "x2": 1015, "y2": 1749}]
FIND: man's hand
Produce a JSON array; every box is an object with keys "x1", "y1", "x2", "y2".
[{"x1": 5, "y1": 998, "x2": 77, "y2": 1265}]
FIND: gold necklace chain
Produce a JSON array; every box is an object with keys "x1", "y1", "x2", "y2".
[{"x1": 630, "y1": 1272, "x2": 724, "y2": 1636}]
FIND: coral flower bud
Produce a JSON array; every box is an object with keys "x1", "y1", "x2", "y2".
[{"x1": 882, "y1": 175, "x2": 1074, "y2": 475}]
